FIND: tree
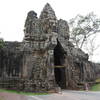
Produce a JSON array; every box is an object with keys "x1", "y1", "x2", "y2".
[
  {"x1": 0, "y1": 33, "x2": 4, "y2": 48},
  {"x1": 84, "y1": 34, "x2": 100, "y2": 61},
  {"x1": 69, "y1": 12, "x2": 100, "y2": 61},
  {"x1": 69, "y1": 12, "x2": 100, "y2": 49}
]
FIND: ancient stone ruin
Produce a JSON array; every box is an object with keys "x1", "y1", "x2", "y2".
[{"x1": 0, "y1": 3, "x2": 99, "y2": 92}]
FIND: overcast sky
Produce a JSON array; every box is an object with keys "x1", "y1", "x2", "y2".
[{"x1": 0, "y1": 0, "x2": 100, "y2": 62}]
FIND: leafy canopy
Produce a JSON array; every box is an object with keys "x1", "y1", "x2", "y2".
[{"x1": 69, "y1": 12, "x2": 100, "y2": 49}]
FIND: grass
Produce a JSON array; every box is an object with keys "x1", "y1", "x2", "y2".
[
  {"x1": 90, "y1": 84, "x2": 100, "y2": 91},
  {"x1": 90, "y1": 78, "x2": 100, "y2": 91},
  {"x1": 0, "y1": 89, "x2": 48, "y2": 95}
]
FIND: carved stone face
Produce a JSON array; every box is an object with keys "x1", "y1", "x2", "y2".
[
  {"x1": 24, "y1": 4, "x2": 58, "y2": 51},
  {"x1": 51, "y1": 32, "x2": 58, "y2": 45}
]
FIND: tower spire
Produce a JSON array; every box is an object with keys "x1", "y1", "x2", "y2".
[{"x1": 40, "y1": 3, "x2": 56, "y2": 20}]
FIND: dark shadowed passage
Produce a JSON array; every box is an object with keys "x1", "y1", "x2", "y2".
[{"x1": 54, "y1": 40, "x2": 66, "y2": 89}]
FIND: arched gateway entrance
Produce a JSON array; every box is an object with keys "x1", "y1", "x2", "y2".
[{"x1": 54, "y1": 40, "x2": 66, "y2": 89}]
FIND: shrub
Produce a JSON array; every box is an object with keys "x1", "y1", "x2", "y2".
[{"x1": 0, "y1": 39, "x2": 4, "y2": 48}]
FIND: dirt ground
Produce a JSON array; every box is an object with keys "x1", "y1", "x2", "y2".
[{"x1": 0, "y1": 92, "x2": 27, "y2": 100}]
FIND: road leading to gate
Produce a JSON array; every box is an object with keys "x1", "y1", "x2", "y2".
[
  {"x1": 1, "y1": 90, "x2": 100, "y2": 100},
  {"x1": 27, "y1": 90, "x2": 100, "y2": 100}
]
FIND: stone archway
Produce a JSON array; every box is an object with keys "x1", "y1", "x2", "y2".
[{"x1": 54, "y1": 39, "x2": 66, "y2": 89}]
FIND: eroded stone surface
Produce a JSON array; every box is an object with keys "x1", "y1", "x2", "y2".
[{"x1": 0, "y1": 3, "x2": 99, "y2": 92}]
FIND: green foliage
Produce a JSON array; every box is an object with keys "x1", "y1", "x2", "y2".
[{"x1": 0, "y1": 39, "x2": 4, "y2": 48}]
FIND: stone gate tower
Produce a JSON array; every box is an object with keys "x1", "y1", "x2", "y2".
[
  {"x1": 0, "y1": 3, "x2": 96, "y2": 92},
  {"x1": 22, "y1": 3, "x2": 70, "y2": 91},
  {"x1": 22, "y1": 3, "x2": 59, "y2": 91}
]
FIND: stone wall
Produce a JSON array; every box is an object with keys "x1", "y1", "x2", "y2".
[{"x1": 0, "y1": 42, "x2": 23, "y2": 78}]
